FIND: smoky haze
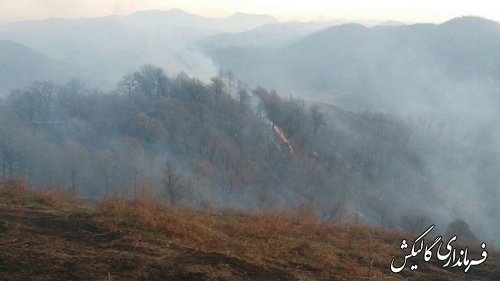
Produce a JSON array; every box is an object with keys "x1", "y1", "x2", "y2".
[
  {"x1": 0, "y1": 10, "x2": 498, "y2": 245},
  {"x1": 0, "y1": 9, "x2": 277, "y2": 94},
  {"x1": 208, "y1": 16, "x2": 500, "y2": 243}
]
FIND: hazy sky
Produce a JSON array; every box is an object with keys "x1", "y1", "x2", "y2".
[{"x1": 1, "y1": 0, "x2": 500, "y2": 23}]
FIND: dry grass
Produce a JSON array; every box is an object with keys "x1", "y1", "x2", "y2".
[
  {"x1": 0, "y1": 179, "x2": 81, "y2": 210},
  {"x1": 95, "y1": 193, "x2": 406, "y2": 280},
  {"x1": 2, "y1": 182, "x2": 496, "y2": 280}
]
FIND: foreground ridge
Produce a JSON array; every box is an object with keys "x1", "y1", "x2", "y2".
[{"x1": 0, "y1": 181, "x2": 498, "y2": 281}]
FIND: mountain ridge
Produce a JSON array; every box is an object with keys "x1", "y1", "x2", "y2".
[
  {"x1": 209, "y1": 15, "x2": 500, "y2": 111},
  {"x1": 0, "y1": 40, "x2": 92, "y2": 95},
  {"x1": 0, "y1": 8, "x2": 278, "y2": 91}
]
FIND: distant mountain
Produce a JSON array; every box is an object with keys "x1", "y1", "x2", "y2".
[
  {"x1": 223, "y1": 12, "x2": 278, "y2": 32},
  {"x1": 378, "y1": 20, "x2": 408, "y2": 26},
  {"x1": 0, "y1": 9, "x2": 277, "y2": 84},
  {"x1": 209, "y1": 16, "x2": 500, "y2": 114},
  {"x1": 201, "y1": 21, "x2": 344, "y2": 50},
  {"x1": 121, "y1": 9, "x2": 277, "y2": 33},
  {"x1": 199, "y1": 18, "x2": 403, "y2": 51},
  {"x1": 0, "y1": 40, "x2": 89, "y2": 95}
]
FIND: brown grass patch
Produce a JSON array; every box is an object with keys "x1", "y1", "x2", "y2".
[
  {"x1": 0, "y1": 179, "x2": 81, "y2": 209},
  {"x1": 94, "y1": 194, "x2": 406, "y2": 280},
  {"x1": 2, "y1": 183, "x2": 495, "y2": 280}
]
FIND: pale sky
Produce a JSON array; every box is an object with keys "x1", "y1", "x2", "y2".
[{"x1": 1, "y1": 0, "x2": 500, "y2": 23}]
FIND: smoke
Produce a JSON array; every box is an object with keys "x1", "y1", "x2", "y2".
[
  {"x1": 1, "y1": 9, "x2": 498, "y2": 244},
  {"x1": 207, "y1": 18, "x2": 500, "y2": 243}
]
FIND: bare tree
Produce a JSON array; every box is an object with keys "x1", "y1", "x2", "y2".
[
  {"x1": 310, "y1": 105, "x2": 324, "y2": 138},
  {"x1": 210, "y1": 76, "x2": 225, "y2": 96},
  {"x1": 118, "y1": 72, "x2": 137, "y2": 95},
  {"x1": 163, "y1": 161, "x2": 185, "y2": 206},
  {"x1": 237, "y1": 81, "x2": 250, "y2": 109}
]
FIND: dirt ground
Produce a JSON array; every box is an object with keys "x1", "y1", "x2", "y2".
[{"x1": 0, "y1": 207, "x2": 295, "y2": 281}]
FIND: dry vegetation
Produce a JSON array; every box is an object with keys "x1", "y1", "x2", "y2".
[
  {"x1": 0, "y1": 180, "x2": 498, "y2": 280},
  {"x1": 96, "y1": 195, "x2": 402, "y2": 280},
  {"x1": 0, "y1": 179, "x2": 81, "y2": 209}
]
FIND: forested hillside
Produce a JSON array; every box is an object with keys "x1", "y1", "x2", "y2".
[
  {"x1": 208, "y1": 16, "x2": 500, "y2": 244},
  {"x1": 0, "y1": 65, "x2": 438, "y2": 232}
]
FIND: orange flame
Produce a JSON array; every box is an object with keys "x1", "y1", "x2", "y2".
[{"x1": 273, "y1": 125, "x2": 293, "y2": 153}]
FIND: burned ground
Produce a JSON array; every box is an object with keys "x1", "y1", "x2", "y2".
[{"x1": 0, "y1": 207, "x2": 294, "y2": 281}]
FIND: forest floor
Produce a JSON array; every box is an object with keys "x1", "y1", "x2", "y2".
[{"x1": 0, "y1": 181, "x2": 498, "y2": 281}]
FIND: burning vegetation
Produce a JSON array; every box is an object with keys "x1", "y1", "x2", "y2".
[
  {"x1": 273, "y1": 124, "x2": 294, "y2": 153},
  {"x1": 0, "y1": 66, "x2": 440, "y2": 235}
]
